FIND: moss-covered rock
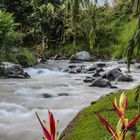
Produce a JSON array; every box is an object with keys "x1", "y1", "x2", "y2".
[{"x1": 17, "y1": 48, "x2": 37, "y2": 67}]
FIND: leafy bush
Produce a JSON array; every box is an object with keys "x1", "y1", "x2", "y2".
[{"x1": 0, "y1": 10, "x2": 24, "y2": 61}]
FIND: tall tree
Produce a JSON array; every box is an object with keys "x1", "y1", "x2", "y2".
[
  {"x1": 2, "y1": 0, "x2": 33, "y2": 31},
  {"x1": 89, "y1": 0, "x2": 98, "y2": 51},
  {"x1": 64, "y1": 0, "x2": 98, "y2": 51}
]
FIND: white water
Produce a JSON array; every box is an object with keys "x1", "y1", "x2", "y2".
[{"x1": 0, "y1": 60, "x2": 140, "y2": 140}]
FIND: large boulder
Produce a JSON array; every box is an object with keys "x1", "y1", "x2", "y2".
[
  {"x1": 0, "y1": 62, "x2": 30, "y2": 79},
  {"x1": 102, "y1": 68, "x2": 133, "y2": 82},
  {"x1": 70, "y1": 51, "x2": 92, "y2": 62}
]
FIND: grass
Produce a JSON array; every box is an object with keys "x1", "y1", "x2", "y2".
[{"x1": 62, "y1": 85, "x2": 140, "y2": 140}]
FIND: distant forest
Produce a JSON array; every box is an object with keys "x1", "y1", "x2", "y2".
[{"x1": 0, "y1": 0, "x2": 140, "y2": 70}]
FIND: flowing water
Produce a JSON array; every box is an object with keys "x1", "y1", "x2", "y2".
[{"x1": 0, "y1": 60, "x2": 140, "y2": 140}]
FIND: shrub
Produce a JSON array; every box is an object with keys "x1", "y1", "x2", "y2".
[{"x1": 0, "y1": 10, "x2": 24, "y2": 61}]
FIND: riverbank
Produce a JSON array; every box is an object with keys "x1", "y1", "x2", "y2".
[{"x1": 60, "y1": 85, "x2": 140, "y2": 140}]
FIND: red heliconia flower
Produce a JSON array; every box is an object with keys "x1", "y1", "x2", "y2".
[
  {"x1": 125, "y1": 114, "x2": 140, "y2": 132},
  {"x1": 111, "y1": 93, "x2": 128, "y2": 126},
  {"x1": 36, "y1": 111, "x2": 58, "y2": 140},
  {"x1": 95, "y1": 93, "x2": 140, "y2": 140},
  {"x1": 95, "y1": 111, "x2": 140, "y2": 140},
  {"x1": 94, "y1": 112, "x2": 118, "y2": 140}
]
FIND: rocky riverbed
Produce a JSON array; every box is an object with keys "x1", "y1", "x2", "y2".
[{"x1": 0, "y1": 60, "x2": 140, "y2": 140}]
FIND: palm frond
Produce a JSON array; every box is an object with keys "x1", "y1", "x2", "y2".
[
  {"x1": 126, "y1": 37, "x2": 135, "y2": 73},
  {"x1": 89, "y1": 27, "x2": 96, "y2": 51},
  {"x1": 133, "y1": 0, "x2": 140, "y2": 15},
  {"x1": 126, "y1": 17, "x2": 140, "y2": 72}
]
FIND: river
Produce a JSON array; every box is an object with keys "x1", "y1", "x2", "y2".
[{"x1": 0, "y1": 60, "x2": 140, "y2": 140}]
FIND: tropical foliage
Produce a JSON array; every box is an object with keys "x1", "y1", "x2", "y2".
[
  {"x1": 125, "y1": 0, "x2": 140, "y2": 72},
  {"x1": 95, "y1": 92, "x2": 140, "y2": 140},
  {"x1": 0, "y1": 0, "x2": 139, "y2": 62},
  {"x1": 0, "y1": 10, "x2": 23, "y2": 62}
]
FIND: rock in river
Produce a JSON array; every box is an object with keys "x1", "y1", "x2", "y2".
[
  {"x1": 90, "y1": 78, "x2": 111, "y2": 87},
  {"x1": 102, "y1": 68, "x2": 133, "y2": 82},
  {"x1": 42, "y1": 93, "x2": 53, "y2": 98},
  {"x1": 84, "y1": 76, "x2": 94, "y2": 83},
  {"x1": 0, "y1": 62, "x2": 30, "y2": 79},
  {"x1": 96, "y1": 62, "x2": 106, "y2": 68},
  {"x1": 70, "y1": 51, "x2": 92, "y2": 62}
]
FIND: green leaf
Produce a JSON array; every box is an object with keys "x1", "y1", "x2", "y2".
[{"x1": 89, "y1": 27, "x2": 96, "y2": 51}]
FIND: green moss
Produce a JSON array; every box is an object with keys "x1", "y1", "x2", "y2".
[
  {"x1": 19, "y1": 48, "x2": 36, "y2": 66},
  {"x1": 64, "y1": 85, "x2": 140, "y2": 140}
]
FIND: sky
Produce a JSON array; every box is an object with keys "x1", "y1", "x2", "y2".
[{"x1": 97, "y1": 0, "x2": 113, "y2": 6}]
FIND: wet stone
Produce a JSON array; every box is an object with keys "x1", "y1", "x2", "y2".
[
  {"x1": 68, "y1": 65, "x2": 77, "y2": 69},
  {"x1": 42, "y1": 94, "x2": 53, "y2": 98},
  {"x1": 96, "y1": 63, "x2": 106, "y2": 68},
  {"x1": 90, "y1": 78, "x2": 111, "y2": 87},
  {"x1": 96, "y1": 68, "x2": 104, "y2": 73},
  {"x1": 58, "y1": 93, "x2": 69, "y2": 96},
  {"x1": 92, "y1": 72, "x2": 101, "y2": 77},
  {"x1": 83, "y1": 76, "x2": 94, "y2": 83}
]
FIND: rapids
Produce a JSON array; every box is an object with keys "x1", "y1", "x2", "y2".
[{"x1": 0, "y1": 60, "x2": 140, "y2": 140}]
